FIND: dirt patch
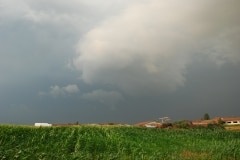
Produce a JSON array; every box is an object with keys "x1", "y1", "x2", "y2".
[
  {"x1": 181, "y1": 150, "x2": 211, "y2": 159},
  {"x1": 225, "y1": 125, "x2": 240, "y2": 131}
]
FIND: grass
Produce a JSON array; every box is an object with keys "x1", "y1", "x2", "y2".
[{"x1": 0, "y1": 125, "x2": 240, "y2": 159}]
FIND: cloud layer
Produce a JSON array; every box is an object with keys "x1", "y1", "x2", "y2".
[
  {"x1": 74, "y1": 0, "x2": 240, "y2": 95},
  {"x1": 39, "y1": 84, "x2": 79, "y2": 97}
]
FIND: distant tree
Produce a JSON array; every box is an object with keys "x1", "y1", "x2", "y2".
[{"x1": 203, "y1": 113, "x2": 210, "y2": 120}]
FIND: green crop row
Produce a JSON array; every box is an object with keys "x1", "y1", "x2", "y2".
[{"x1": 0, "y1": 125, "x2": 239, "y2": 160}]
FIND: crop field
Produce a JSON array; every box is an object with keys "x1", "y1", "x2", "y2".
[{"x1": 0, "y1": 125, "x2": 240, "y2": 160}]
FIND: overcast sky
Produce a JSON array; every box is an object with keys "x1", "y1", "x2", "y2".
[{"x1": 0, "y1": 0, "x2": 240, "y2": 125}]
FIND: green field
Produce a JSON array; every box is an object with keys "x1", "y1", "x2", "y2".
[{"x1": 0, "y1": 125, "x2": 240, "y2": 160}]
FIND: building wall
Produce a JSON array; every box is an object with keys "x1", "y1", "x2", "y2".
[
  {"x1": 35, "y1": 123, "x2": 52, "y2": 127},
  {"x1": 224, "y1": 121, "x2": 240, "y2": 125}
]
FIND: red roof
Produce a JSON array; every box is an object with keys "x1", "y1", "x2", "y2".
[{"x1": 220, "y1": 117, "x2": 240, "y2": 122}]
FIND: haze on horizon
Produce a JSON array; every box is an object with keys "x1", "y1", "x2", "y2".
[{"x1": 0, "y1": 0, "x2": 240, "y2": 124}]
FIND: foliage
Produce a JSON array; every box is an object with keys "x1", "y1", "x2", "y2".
[
  {"x1": 203, "y1": 113, "x2": 210, "y2": 120},
  {"x1": 161, "y1": 122, "x2": 172, "y2": 128},
  {"x1": 207, "y1": 123, "x2": 225, "y2": 130},
  {"x1": 173, "y1": 120, "x2": 192, "y2": 129},
  {"x1": 0, "y1": 125, "x2": 240, "y2": 159}
]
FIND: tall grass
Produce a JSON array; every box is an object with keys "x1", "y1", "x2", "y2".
[{"x1": 0, "y1": 125, "x2": 239, "y2": 159}]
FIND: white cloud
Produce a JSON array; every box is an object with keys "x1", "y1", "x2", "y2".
[
  {"x1": 49, "y1": 85, "x2": 65, "y2": 97},
  {"x1": 82, "y1": 90, "x2": 123, "y2": 106},
  {"x1": 74, "y1": 0, "x2": 240, "y2": 95},
  {"x1": 39, "y1": 84, "x2": 79, "y2": 97},
  {"x1": 63, "y1": 84, "x2": 79, "y2": 94}
]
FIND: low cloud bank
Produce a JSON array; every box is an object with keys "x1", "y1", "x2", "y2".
[{"x1": 39, "y1": 84, "x2": 79, "y2": 97}]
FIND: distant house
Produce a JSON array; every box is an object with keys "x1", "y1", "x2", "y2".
[
  {"x1": 145, "y1": 122, "x2": 162, "y2": 128},
  {"x1": 34, "y1": 123, "x2": 52, "y2": 127},
  {"x1": 220, "y1": 117, "x2": 240, "y2": 125},
  {"x1": 192, "y1": 117, "x2": 240, "y2": 126},
  {"x1": 135, "y1": 121, "x2": 162, "y2": 128}
]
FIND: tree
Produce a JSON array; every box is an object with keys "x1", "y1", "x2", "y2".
[{"x1": 203, "y1": 113, "x2": 210, "y2": 120}]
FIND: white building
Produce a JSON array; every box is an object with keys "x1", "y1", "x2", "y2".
[
  {"x1": 34, "y1": 123, "x2": 52, "y2": 127},
  {"x1": 221, "y1": 117, "x2": 240, "y2": 125}
]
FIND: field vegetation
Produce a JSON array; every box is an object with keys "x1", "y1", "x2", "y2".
[{"x1": 0, "y1": 125, "x2": 240, "y2": 159}]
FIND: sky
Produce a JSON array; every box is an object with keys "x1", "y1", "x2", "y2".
[{"x1": 0, "y1": 0, "x2": 240, "y2": 125}]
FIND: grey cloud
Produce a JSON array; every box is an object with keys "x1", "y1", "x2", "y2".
[
  {"x1": 0, "y1": 0, "x2": 138, "y2": 28},
  {"x1": 0, "y1": 0, "x2": 240, "y2": 124},
  {"x1": 0, "y1": 0, "x2": 84, "y2": 87},
  {"x1": 74, "y1": 0, "x2": 240, "y2": 95}
]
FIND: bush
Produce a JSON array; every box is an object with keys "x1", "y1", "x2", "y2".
[
  {"x1": 207, "y1": 123, "x2": 225, "y2": 130},
  {"x1": 161, "y1": 123, "x2": 172, "y2": 128},
  {"x1": 173, "y1": 120, "x2": 192, "y2": 129}
]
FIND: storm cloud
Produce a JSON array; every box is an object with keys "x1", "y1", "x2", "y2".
[{"x1": 74, "y1": 0, "x2": 240, "y2": 95}]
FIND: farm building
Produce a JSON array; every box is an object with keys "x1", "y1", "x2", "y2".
[
  {"x1": 135, "y1": 121, "x2": 162, "y2": 128},
  {"x1": 220, "y1": 117, "x2": 240, "y2": 125},
  {"x1": 34, "y1": 123, "x2": 52, "y2": 127}
]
